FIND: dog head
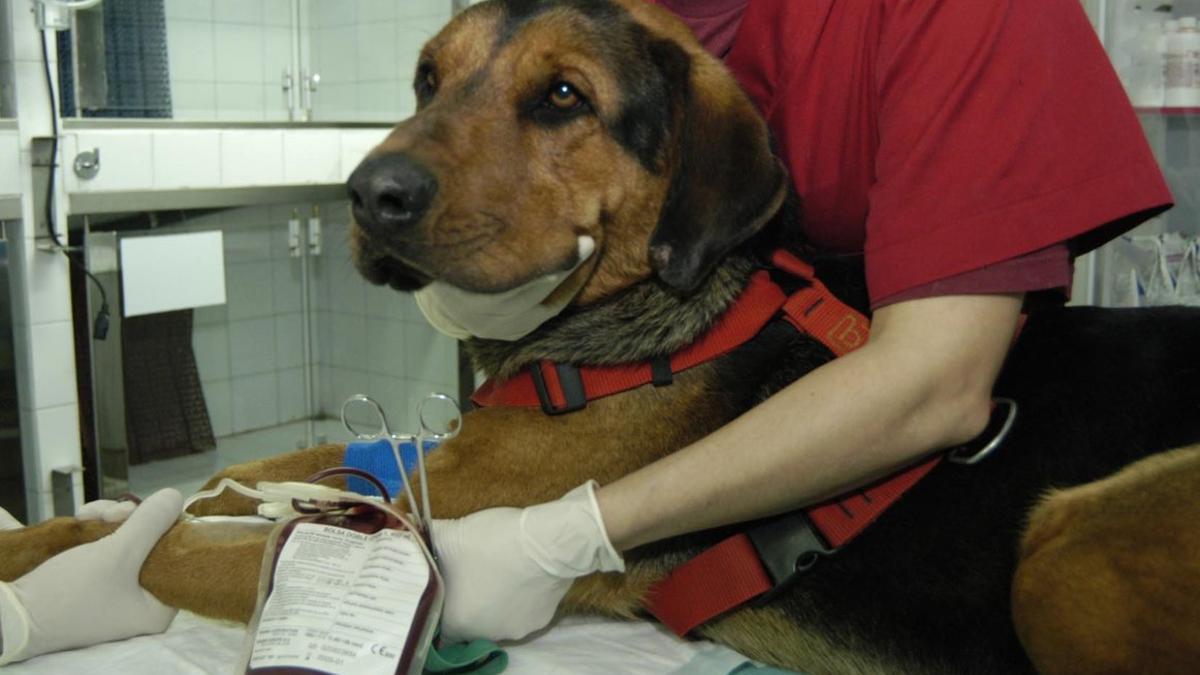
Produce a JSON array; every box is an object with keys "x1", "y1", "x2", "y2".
[{"x1": 347, "y1": 0, "x2": 787, "y2": 304}]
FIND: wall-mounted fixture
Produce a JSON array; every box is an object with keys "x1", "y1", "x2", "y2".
[{"x1": 73, "y1": 148, "x2": 100, "y2": 180}]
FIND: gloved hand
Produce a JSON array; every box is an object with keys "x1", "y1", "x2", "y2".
[
  {"x1": 431, "y1": 481, "x2": 624, "y2": 642},
  {"x1": 76, "y1": 497, "x2": 138, "y2": 523},
  {"x1": 0, "y1": 488, "x2": 182, "y2": 664}
]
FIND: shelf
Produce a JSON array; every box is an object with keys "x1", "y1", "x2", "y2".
[
  {"x1": 68, "y1": 184, "x2": 349, "y2": 215},
  {"x1": 1134, "y1": 106, "x2": 1200, "y2": 116}
]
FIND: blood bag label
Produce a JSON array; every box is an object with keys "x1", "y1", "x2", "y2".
[{"x1": 248, "y1": 523, "x2": 431, "y2": 675}]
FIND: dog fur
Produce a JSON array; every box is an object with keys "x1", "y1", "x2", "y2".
[{"x1": 2, "y1": 1, "x2": 1198, "y2": 673}]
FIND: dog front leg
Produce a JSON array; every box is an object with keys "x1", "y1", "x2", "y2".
[
  {"x1": 0, "y1": 515, "x2": 272, "y2": 625},
  {"x1": 0, "y1": 517, "x2": 120, "y2": 581},
  {"x1": 414, "y1": 377, "x2": 732, "y2": 620},
  {"x1": 420, "y1": 390, "x2": 721, "y2": 517},
  {"x1": 139, "y1": 519, "x2": 273, "y2": 623}
]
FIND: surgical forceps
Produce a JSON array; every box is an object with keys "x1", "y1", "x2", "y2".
[{"x1": 340, "y1": 392, "x2": 462, "y2": 532}]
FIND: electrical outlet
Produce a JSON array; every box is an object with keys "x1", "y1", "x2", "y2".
[{"x1": 36, "y1": 3, "x2": 71, "y2": 31}]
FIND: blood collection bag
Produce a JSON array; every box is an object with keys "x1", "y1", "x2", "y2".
[{"x1": 240, "y1": 502, "x2": 442, "y2": 675}]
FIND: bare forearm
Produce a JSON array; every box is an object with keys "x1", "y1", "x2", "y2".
[{"x1": 597, "y1": 293, "x2": 1022, "y2": 551}]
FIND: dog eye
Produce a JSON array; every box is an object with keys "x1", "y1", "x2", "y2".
[
  {"x1": 415, "y1": 63, "x2": 438, "y2": 103},
  {"x1": 544, "y1": 81, "x2": 584, "y2": 111}
]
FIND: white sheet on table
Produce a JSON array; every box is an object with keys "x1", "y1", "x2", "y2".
[
  {"x1": 5, "y1": 611, "x2": 754, "y2": 675},
  {"x1": 3, "y1": 516, "x2": 760, "y2": 674}
]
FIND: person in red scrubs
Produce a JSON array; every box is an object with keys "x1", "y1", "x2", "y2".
[{"x1": 431, "y1": 0, "x2": 1172, "y2": 643}]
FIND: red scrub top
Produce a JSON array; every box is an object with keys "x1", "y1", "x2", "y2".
[{"x1": 653, "y1": 0, "x2": 1172, "y2": 307}]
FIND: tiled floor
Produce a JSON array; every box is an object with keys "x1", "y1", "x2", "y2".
[{"x1": 128, "y1": 418, "x2": 353, "y2": 498}]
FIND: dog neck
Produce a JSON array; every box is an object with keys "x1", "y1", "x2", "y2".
[{"x1": 465, "y1": 256, "x2": 758, "y2": 381}]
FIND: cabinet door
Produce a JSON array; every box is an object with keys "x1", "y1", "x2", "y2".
[
  {"x1": 299, "y1": 0, "x2": 453, "y2": 123},
  {"x1": 60, "y1": 0, "x2": 299, "y2": 121}
]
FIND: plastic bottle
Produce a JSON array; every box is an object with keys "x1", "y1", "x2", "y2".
[{"x1": 1165, "y1": 17, "x2": 1200, "y2": 107}]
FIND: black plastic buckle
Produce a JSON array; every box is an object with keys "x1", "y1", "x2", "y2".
[
  {"x1": 745, "y1": 510, "x2": 836, "y2": 604},
  {"x1": 529, "y1": 361, "x2": 588, "y2": 415}
]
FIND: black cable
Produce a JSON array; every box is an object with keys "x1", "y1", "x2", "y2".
[{"x1": 40, "y1": 27, "x2": 110, "y2": 340}]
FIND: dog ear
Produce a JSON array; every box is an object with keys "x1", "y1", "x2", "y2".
[{"x1": 647, "y1": 40, "x2": 788, "y2": 293}]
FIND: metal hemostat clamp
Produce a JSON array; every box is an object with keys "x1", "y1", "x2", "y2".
[{"x1": 341, "y1": 392, "x2": 462, "y2": 533}]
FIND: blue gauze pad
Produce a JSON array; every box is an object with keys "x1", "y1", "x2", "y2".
[{"x1": 344, "y1": 438, "x2": 440, "y2": 500}]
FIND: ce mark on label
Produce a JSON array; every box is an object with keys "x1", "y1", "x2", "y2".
[{"x1": 368, "y1": 643, "x2": 398, "y2": 659}]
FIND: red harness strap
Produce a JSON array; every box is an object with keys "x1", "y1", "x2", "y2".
[
  {"x1": 471, "y1": 250, "x2": 939, "y2": 637},
  {"x1": 642, "y1": 251, "x2": 942, "y2": 636},
  {"x1": 472, "y1": 270, "x2": 789, "y2": 411}
]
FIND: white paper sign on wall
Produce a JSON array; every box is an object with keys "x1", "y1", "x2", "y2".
[{"x1": 120, "y1": 231, "x2": 227, "y2": 317}]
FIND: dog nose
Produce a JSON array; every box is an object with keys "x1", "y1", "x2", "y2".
[{"x1": 347, "y1": 153, "x2": 438, "y2": 230}]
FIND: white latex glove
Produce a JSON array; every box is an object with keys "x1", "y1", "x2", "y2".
[
  {"x1": 76, "y1": 498, "x2": 138, "y2": 523},
  {"x1": 0, "y1": 488, "x2": 182, "y2": 664},
  {"x1": 431, "y1": 481, "x2": 624, "y2": 642}
]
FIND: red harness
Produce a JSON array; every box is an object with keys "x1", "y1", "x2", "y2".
[{"x1": 471, "y1": 250, "x2": 943, "y2": 636}]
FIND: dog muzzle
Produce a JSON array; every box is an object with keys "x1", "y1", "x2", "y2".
[{"x1": 414, "y1": 236, "x2": 596, "y2": 341}]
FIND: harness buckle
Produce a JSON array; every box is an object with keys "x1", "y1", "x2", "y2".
[
  {"x1": 947, "y1": 397, "x2": 1018, "y2": 465},
  {"x1": 529, "y1": 361, "x2": 588, "y2": 415},
  {"x1": 745, "y1": 510, "x2": 835, "y2": 604}
]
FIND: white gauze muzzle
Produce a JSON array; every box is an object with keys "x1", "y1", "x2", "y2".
[{"x1": 414, "y1": 236, "x2": 596, "y2": 341}]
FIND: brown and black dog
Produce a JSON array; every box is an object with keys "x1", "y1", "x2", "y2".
[{"x1": 3, "y1": 1, "x2": 1199, "y2": 673}]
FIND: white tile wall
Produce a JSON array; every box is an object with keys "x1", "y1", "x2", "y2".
[
  {"x1": 283, "y1": 130, "x2": 342, "y2": 184},
  {"x1": 263, "y1": 0, "x2": 293, "y2": 27},
  {"x1": 216, "y1": 84, "x2": 267, "y2": 122},
  {"x1": 172, "y1": 199, "x2": 456, "y2": 439},
  {"x1": 24, "y1": 321, "x2": 78, "y2": 410},
  {"x1": 8, "y1": 233, "x2": 73, "y2": 326},
  {"x1": 226, "y1": 263, "x2": 274, "y2": 319},
  {"x1": 165, "y1": 0, "x2": 288, "y2": 122},
  {"x1": 0, "y1": 66, "x2": 14, "y2": 120},
  {"x1": 276, "y1": 367, "x2": 307, "y2": 422},
  {"x1": 6, "y1": 0, "x2": 83, "y2": 521},
  {"x1": 359, "y1": 0, "x2": 398, "y2": 24},
  {"x1": 63, "y1": 129, "x2": 388, "y2": 193},
  {"x1": 193, "y1": 321, "x2": 231, "y2": 381},
  {"x1": 341, "y1": 131, "x2": 388, "y2": 180},
  {"x1": 231, "y1": 372, "x2": 279, "y2": 431},
  {"x1": 66, "y1": 132, "x2": 156, "y2": 192},
  {"x1": 309, "y1": 1, "x2": 450, "y2": 123},
  {"x1": 331, "y1": 313, "x2": 367, "y2": 368},
  {"x1": 170, "y1": 82, "x2": 218, "y2": 120},
  {"x1": 275, "y1": 313, "x2": 304, "y2": 369},
  {"x1": 185, "y1": 206, "x2": 310, "y2": 436},
  {"x1": 220, "y1": 130, "x2": 285, "y2": 185},
  {"x1": 0, "y1": 133, "x2": 19, "y2": 194},
  {"x1": 203, "y1": 378, "x2": 233, "y2": 437},
  {"x1": 230, "y1": 317, "x2": 278, "y2": 374},
  {"x1": 0, "y1": 5, "x2": 13, "y2": 118},
  {"x1": 164, "y1": 0, "x2": 215, "y2": 23},
  {"x1": 27, "y1": 404, "x2": 83, "y2": 487},
  {"x1": 313, "y1": 214, "x2": 458, "y2": 421},
  {"x1": 366, "y1": 317, "x2": 406, "y2": 377},
  {"x1": 218, "y1": 26, "x2": 267, "y2": 82},
  {"x1": 151, "y1": 131, "x2": 223, "y2": 189},
  {"x1": 213, "y1": 0, "x2": 264, "y2": 25},
  {"x1": 167, "y1": 20, "x2": 217, "y2": 82}
]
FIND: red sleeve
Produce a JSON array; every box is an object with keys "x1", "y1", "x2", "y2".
[
  {"x1": 864, "y1": 0, "x2": 1172, "y2": 302},
  {"x1": 876, "y1": 244, "x2": 1072, "y2": 309}
]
